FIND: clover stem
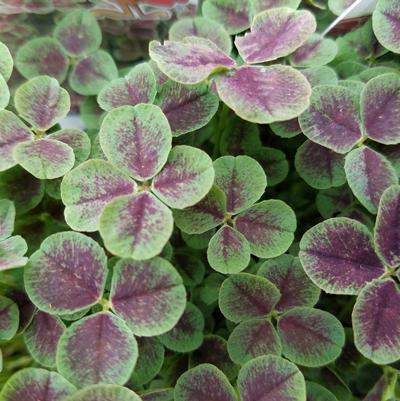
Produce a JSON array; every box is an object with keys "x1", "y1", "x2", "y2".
[{"x1": 356, "y1": 136, "x2": 367, "y2": 147}]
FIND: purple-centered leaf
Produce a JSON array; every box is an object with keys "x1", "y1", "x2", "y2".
[
  {"x1": 299, "y1": 85, "x2": 362, "y2": 154},
  {"x1": 24, "y1": 312, "x2": 65, "y2": 367},
  {"x1": 278, "y1": 307, "x2": 345, "y2": 367},
  {"x1": 110, "y1": 257, "x2": 186, "y2": 336},
  {"x1": 0, "y1": 295, "x2": 19, "y2": 341},
  {"x1": 97, "y1": 63, "x2": 157, "y2": 111},
  {"x1": 373, "y1": 0, "x2": 400, "y2": 53},
  {"x1": 53, "y1": 10, "x2": 101, "y2": 57},
  {"x1": 173, "y1": 186, "x2": 226, "y2": 234},
  {"x1": 159, "y1": 302, "x2": 204, "y2": 353},
  {"x1": 375, "y1": 185, "x2": 400, "y2": 267},
  {"x1": 258, "y1": 255, "x2": 320, "y2": 312},
  {"x1": 345, "y1": 146, "x2": 398, "y2": 214},
  {"x1": 361, "y1": 73, "x2": 400, "y2": 144},
  {"x1": 152, "y1": 145, "x2": 214, "y2": 209},
  {"x1": 149, "y1": 38, "x2": 235, "y2": 85},
  {"x1": 61, "y1": 159, "x2": 137, "y2": 232},
  {"x1": 47, "y1": 128, "x2": 91, "y2": 165},
  {"x1": 57, "y1": 312, "x2": 138, "y2": 387},
  {"x1": 0, "y1": 111, "x2": 33, "y2": 172},
  {"x1": 207, "y1": 225, "x2": 251, "y2": 274},
  {"x1": 213, "y1": 155, "x2": 266, "y2": 214},
  {"x1": 169, "y1": 16, "x2": 232, "y2": 54},
  {"x1": 64, "y1": 385, "x2": 142, "y2": 401},
  {"x1": 219, "y1": 273, "x2": 280, "y2": 323},
  {"x1": 24, "y1": 231, "x2": 108, "y2": 314},
  {"x1": 0, "y1": 199, "x2": 14, "y2": 240},
  {"x1": 15, "y1": 37, "x2": 69, "y2": 82},
  {"x1": 201, "y1": 0, "x2": 250, "y2": 34},
  {"x1": 175, "y1": 364, "x2": 236, "y2": 401},
  {"x1": 299, "y1": 217, "x2": 385, "y2": 295},
  {"x1": 215, "y1": 65, "x2": 311, "y2": 124},
  {"x1": 295, "y1": 140, "x2": 346, "y2": 190},
  {"x1": 14, "y1": 76, "x2": 70, "y2": 131},
  {"x1": 99, "y1": 192, "x2": 174, "y2": 260},
  {"x1": 13, "y1": 139, "x2": 75, "y2": 180},
  {"x1": 0, "y1": 368, "x2": 76, "y2": 401},
  {"x1": 131, "y1": 337, "x2": 165, "y2": 387},
  {"x1": 99, "y1": 104, "x2": 172, "y2": 181},
  {"x1": 235, "y1": 8, "x2": 316, "y2": 64},
  {"x1": 227, "y1": 319, "x2": 282, "y2": 365},
  {"x1": 155, "y1": 81, "x2": 219, "y2": 137},
  {"x1": 234, "y1": 200, "x2": 296, "y2": 258},
  {"x1": 353, "y1": 279, "x2": 400, "y2": 364},
  {"x1": 191, "y1": 335, "x2": 238, "y2": 380},
  {"x1": 289, "y1": 34, "x2": 337, "y2": 68},
  {"x1": 69, "y1": 50, "x2": 118, "y2": 96},
  {"x1": 237, "y1": 355, "x2": 306, "y2": 401}
]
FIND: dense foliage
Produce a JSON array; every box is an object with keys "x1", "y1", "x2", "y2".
[{"x1": 0, "y1": 0, "x2": 400, "y2": 400}]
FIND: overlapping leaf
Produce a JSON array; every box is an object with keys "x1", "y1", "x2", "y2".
[
  {"x1": 227, "y1": 319, "x2": 281, "y2": 365},
  {"x1": 149, "y1": 38, "x2": 235, "y2": 84},
  {"x1": 57, "y1": 312, "x2": 138, "y2": 387},
  {"x1": 219, "y1": 273, "x2": 280, "y2": 323},
  {"x1": 61, "y1": 159, "x2": 137, "y2": 232},
  {"x1": 24, "y1": 312, "x2": 65, "y2": 367},
  {"x1": 299, "y1": 85, "x2": 362, "y2": 154},
  {"x1": 16, "y1": 37, "x2": 69, "y2": 82},
  {"x1": 175, "y1": 364, "x2": 237, "y2": 401},
  {"x1": 155, "y1": 81, "x2": 219, "y2": 137},
  {"x1": 299, "y1": 218, "x2": 385, "y2": 295},
  {"x1": 237, "y1": 355, "x2": 306, "y2": 401},
  {"x1": 216, "y1": 65, "x2": 311, "y2": 124},
  {"x1": 69, "y1": 50, "x2": 118, "y2": 96},
  {"x1": 258, "y1": 255, "x2": 320, "y2": 311},
  {"x1": 361, "y1": 73, "x2": 400, "y2": 144},
  {"x1": 24, "y1": 231, "x2": 108, "y2": 314},
  {"x1": 99, "y1": 104, "x2": 172, "y2": 181},
  {"x1": 99, "y1": 192, "x2": 174, "y2": 260},
  {"x1": 353, "y1": 279, "x2": 400, "y2": 364},
  {"x1": 234, "y1": 200, "x2": 296, "y2": 258},
  {"x1": 278, "y1": 307, "x2": 345, "y2": 367},
  {"x1": 53, "y1": 10, "x2": 101, "y2": 57},
  {"x1": 375, "y1": 185, "x2": 400, "y2": 267},
  {"x1": 373, "y1": 0, "x2": 400, "y2": 53},
  {"x1": 97, "y1": 63, "x2": 157, "y2": 111},
  {"x1": 169, "y1": 16, "x2": 232, "y2": 54},
  {"x1": 110, "y1": 257, "x2": 186, "y2": 336},
  {"x1": 295, "y1": 140, "x2": 346, "y2": 189},
  {"x1": 345, "y1": 146, "x2": 398, "y2": 214},
  {"x1": 235, "y1": 8, "x2": 316, "y2": 63},
  {"x1": 0, "y1": 368, "x2": 76, "y2": 401},
  {"x1": 63, "y1": 385, "x2": 142, "y2": 401}
]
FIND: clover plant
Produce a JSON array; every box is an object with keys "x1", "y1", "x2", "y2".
[{"x1": 0, "y1": 1, "x2": 400, "y2": 401}]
